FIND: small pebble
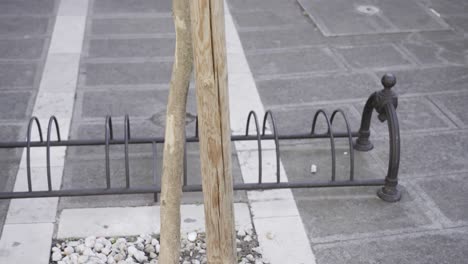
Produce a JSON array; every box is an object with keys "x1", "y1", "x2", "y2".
[
  {"x1": 187, "y1": 232, "x2": 198, "y2": 242},
  {"x1": 311, "y1": 164, "x2": 317, "y2": 174},
  {"x1": 51, "y1": 252, "x2": 62, "y2": 261},
  {"x1": 84, "y1": 236, "x2": 96, "y2": 248},
  {"x1": 237, "y1": 229, "x2": 246, "y2": 236}
]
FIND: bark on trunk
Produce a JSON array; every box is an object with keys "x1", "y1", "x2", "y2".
[
  {"x1": 159, "y1": 0, "x2": 193, "y2": 263},
  {"x1": 190, "y1": 0, "x2": 237, "y2": 263}
]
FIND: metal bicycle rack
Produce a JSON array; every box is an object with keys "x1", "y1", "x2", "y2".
[{"x1": 0, "y1": 74, "x2": 401, "y2": 203}]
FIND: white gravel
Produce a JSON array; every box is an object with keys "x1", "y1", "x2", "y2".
[{"x1": 50, "y1": 229, "x2": 268, "y2": 264}]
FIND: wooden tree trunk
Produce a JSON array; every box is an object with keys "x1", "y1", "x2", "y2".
[
  {"x1": 159, "y1": 0, "x2": 193, "y2": 263},
  {"x1": 190, "y1": 0, "x2": 237, "y2": 263}
]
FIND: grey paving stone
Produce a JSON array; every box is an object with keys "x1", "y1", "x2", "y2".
[
  {"x1": 376, "y1": 66, "x2": 468, "y2": 95},
  {"x1": 91, "y1": 17, "x2": 174, "y2": 35},
  {"x1": 0, "y1": 124, "x2": 23, "y2": 141},
  {"x1": 0, "y1": 0, "x2": 55, "y2": 15},
  {"x1": 417, "y1": 173, "x2": 468, "y2": 223},
  {"x1": 271, "y1": 104, "x2": 362, "y2": 135},
  {"x1": 298, "y1": 0, "x2": 448, "y2": 36},
  {"x1": 227, "y1": 0, "x2": 300, "y2": 13},
  {"x1": 59, "y1": 156, "x2": 159, "y2": 208},
  {"x1": 403, "y1": 39, "x2": 468, "y2": 65},
  {"x1": 280, "y1": 141, "x2": 386, "y2": 188},
  {"x1": 430, "y1": 92, "x2": 468, "y2": 128},
  {"x1": 257, "y1": 73, "x2": 377, "y2": 107},
  {"x1": 374, "y1": 132, "x2": 468, "y2": 177},
  {"x1": 335, "y1": 44, "x2": 412, "y2": 69},
  {"x1": 247, "y1": 47, "x2": 341, "y2": 77},
  {"x1": 83, "y1": 62, "x2": 172, "y2": 86},
  {"x1": 238, "y1": 26, "x2": 326, "y2": 51},
  {"x1": 231, "y1": 10, "x2": 310, "y2": 29},
  {"x1": 88, "y1": 38, "x2": 175, "y2": 58},
  {"x1": 314, "y1": 229, "x2": 468, "y2": 264},
  {"x1": 402, "y1": 42, "x2": 446, "y2": 65},
  {"x1": 0, "y1": 39, "x2": 45, "y2": 60},
  {"x1": 425, "y1": 0, "x2": 468, "y2": 16},
  {"x1": 296, "y1": 188, "x2": 429, "y2": 239},
  {"x1": 0, "y1": 17, "x2": 49, "y2": 36},
  {"x1": 357, "y1": 97, "x2": 455, "y2": 134},
  {"x1": 0, "y1": 92, "x2": 32, "y2": 120},
  {"x1": 432, "y1": 39, "x2": 468, "y2": 64},
  {"x1": 0, "y1": 63, "x2": 36, "y2": 88},
  {"x1": 80, "y1": 89, "x2": 196, "y2": 118},
  {"x1": 93, "y1": 0, "x2": 171, "y2": 14}
]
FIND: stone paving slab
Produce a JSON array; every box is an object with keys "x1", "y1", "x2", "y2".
[
  {"x1": 257, "y1": 73, "x2": 378, "y2": 107},
  {"x1": 0, "y1": 223, "x2": 54, "y2": 264},
  {"x1": 0, "y1": 17, "x2": 50, "y2": 36},
  {"x1": 313, "y1": 228, "x2": 468, "y2": 264},
  {"x1": 430, "y1": 91, "x2": 468, "y2": 128},
  {"x1": 0, "y1": 92, "x2": 33, "y2": 120},
  {"x1": 247, "y1": 47, "x2": 342, "y2": 77},
  {"x1": 374, "y1": 131, "x2": 468, "y2": 177},
  {"x1": 238, "y1": 26, "x2": 326, "y2": 51},
  {"x1": 415, "y1": 173, "x2": 468, "y2": 225},
  {"x1": 57, "y1": 203, "x2": 252, "y2": 239},
  {"x1": 280, "y1": 141, "x2": 386, "y2": 186},
  {"x1": 298, "y1": 0, "x2": 449, "y2": 36},
  {"x1": 403, "y1": 38, "x2": 468, "y2": 65},
  {"x1": 297, "y1": 189, "x2": 432, "y2": 242},
  {"x1": 88, "y1": 37, "x2": 175, "y2": 58},
  {"x1": 78, "y1": 89, "x2": 195, "y2": 118},
  {"x1": 0, "y1": 39, "x2": 45, "y2": 60},
  {"x1": 0, "y1": 0, "x2": 55, "y2": 15},
  {"x1": 376, "y1": 66, "x2": 468, "y2": 95},
  {"x1": 0, "y1": 63, "x2": 37, "y2": 88},
  {"x1": 231, "y1": 10, "x2": 311, "y2": 29},
  {"x1": 83, "y1": 61, "x2": 173, "y2": 86},
  {"x1": 92, "y1": 0, "x2": 172, "y2": 14},
  {"x1": 90, "y1": 17, "x2": 174, "y2": 35},
  {"x1": 335, "y1": 44, "x2": 413, "y2": 69}
]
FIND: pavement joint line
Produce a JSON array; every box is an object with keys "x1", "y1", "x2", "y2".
[
  {"x1": 312, "y1": 225, "x2": 468, "y2": 248},
  {"x1": 426, "y1": 96, "x2": 465, "y2": 129},
  {"x1": 88, "y1": 34, "x2": 176, "y2": 40},
  {"x1": 309, "y1": 224, "x2": 442, "y2": 245},
  {"x1": 90, "y1": 13, "x2": 173, "y2": 19},
  {"x1": 225, "y1": 2, "x2": 317, "y2": 263},
  {"x1": 0, "y1": 0, "x2": 89, "y2": 263},
  {"x1": 83, "y1": 57, "x2": 174, "y2": 63}
]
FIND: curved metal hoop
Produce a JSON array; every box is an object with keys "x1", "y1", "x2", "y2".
[
  {"x1": 246, "y1": 111, "x2": 263, "y2": 183},
  {"x1": 26, "y1": 117, "x2": 44, "y2": 192},
  {"x1": 262, "y1": 110, "x2": 281, "y2": 183},
  {"x1": 311, "y1": 110, "x2": 336, "y2": 181},
  {"x1": 330, "y1": 109, "x2": 355, "y2": 181},
  {"x1": 195, "y1": 116, "x2": 199, "y2": 138},
  {"x1": 46, "y1": 116, "x2": 61, "y2": 191},
  {"x1": 104, "y1": 116, "x2": 114, "y2": 189},
  {"x1": 124, "y1": 115, "x2": 131, "y2": 188}
]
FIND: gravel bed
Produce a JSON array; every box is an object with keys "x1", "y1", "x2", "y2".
[{"x1": 50, "y1": 228, "x2": 268, "y2": 264}]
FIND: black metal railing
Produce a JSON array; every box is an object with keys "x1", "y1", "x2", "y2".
[{"x1": 0, "y1": 74, "x2": 401, "y2": 202}]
